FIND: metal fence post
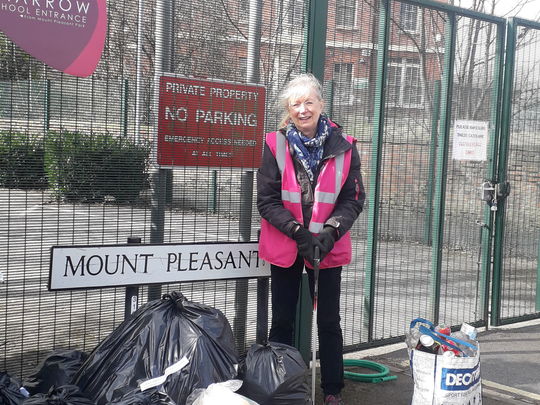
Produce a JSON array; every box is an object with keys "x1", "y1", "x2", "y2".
[
  {"x1": 491, "y1": 17, "x2": 518, "y2": 326},
  {"x1": 148, "y1": 0, "x2": 173, "y2": 301},
  {"x1": 134, "y1": 0, "x2": 144, "y2": 143},
  {"x1": 430, "y1": 11, "x2": 457, "y2": 325},
  {"x1": 122, "y1": 79, "x2": 129, "y2": 137},
  {"x1": 423, "y1": 80, "x2": 441, "y2": 245},
  {"x1": 479, "y1": 22, "x2": 506, "y2": 326},
  {"x1": 303, "y1": 0, "x2": 328, "y2": 80},
  {"x1": 325, "y1": 79, "x2": 335, "y2": 118},
  {"x1": 291, "y1": 0, "x2": 329, "y2": 364},
  {"x1": 255, "y1": 226, "x2": 269, "y2": 345},
  {"x1": 363, "y1": 0, "x2": 391, "y2": 342},
  {"x1": 44, "y1": 79, "x2": 51, "y2": 133},
  {"x1": 149, "y1": 168, "x2": 167, "y2": 301},
  {"x1": 211, "y1": 170, "x2": 218, "y2": 214},
  {"x1": 536, "y1": 238, "x2": 540, "y2": 312},
  {"x1": 233, "y1": 0, "x2": 263, "y2": 352},
  {"x1": 234, "y1": 171, "x2": 254, "y2": 351},
  {"x1": 256, "y1": 277, "x2": 269, "y2": 345},
  {"x1": 125, "y1": 237, "x2": 141, "y2": 319}
]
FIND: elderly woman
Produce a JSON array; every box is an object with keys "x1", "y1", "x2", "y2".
[{"x1": 257, "y1": 73, "x2": 365, "y2": 405}]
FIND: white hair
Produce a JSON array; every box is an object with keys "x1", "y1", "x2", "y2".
[{"x1": 278, "y1": 73, "x2": 324, "y2": 125}]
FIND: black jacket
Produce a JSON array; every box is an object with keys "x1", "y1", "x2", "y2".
[{"x1": 257, "y1": 123, "x2": 365, "y2": 240}]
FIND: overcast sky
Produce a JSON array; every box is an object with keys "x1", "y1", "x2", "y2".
[
  {"x1": 455, "y1": 0, "x2": 539, "y2": 20},
  {"x1": 501, "y1": 0, "x2": 540, "y2": 19}
]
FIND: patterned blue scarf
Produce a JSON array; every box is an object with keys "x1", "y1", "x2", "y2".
[{"x1": 286, "y1": 116, "x2": 331, "y2": 181}]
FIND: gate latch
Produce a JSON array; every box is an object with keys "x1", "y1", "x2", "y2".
[
  {"x1": 481, "y1": 181, "x2": 496, "y2": 210},
  {"x1": 481, "y1": 180, "x2": 510, "y2": 211}
]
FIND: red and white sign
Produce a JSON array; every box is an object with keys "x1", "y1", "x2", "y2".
[{"x1": 157, "y1": 76, "x2": 266, "y2": 168}]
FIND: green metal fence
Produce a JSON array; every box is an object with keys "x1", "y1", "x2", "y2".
[
  {"x1": 0, "y1": 0, "x2": 539, "y2": 379},
  {"x1": 321, "y1": 0, "x2": 510, "y2": 350},
  {"x1": 492, "y1": 17, "x2": 540, "y2": 325}
]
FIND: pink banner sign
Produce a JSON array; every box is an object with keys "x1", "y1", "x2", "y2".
[{"x1": 0, "y1": 0, "x2": 107, "y2": 77}]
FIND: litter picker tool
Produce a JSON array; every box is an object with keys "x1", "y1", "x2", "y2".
[{"x1": 311, "y1": 245, "x2": 320, "y2": 404}]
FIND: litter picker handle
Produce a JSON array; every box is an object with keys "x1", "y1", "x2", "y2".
[
  {"x1": 311, "y1": 244, "x2": 321, "y2": 405},
  {"x1": 313, "y1": 246, "x2": 320, "y2": 299}
]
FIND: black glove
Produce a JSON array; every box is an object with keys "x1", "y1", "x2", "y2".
[
  {"x1": 315, "y1": 226, "x2": 338, "y2": 260},
  {"x1": 292, "y1": 226, "x2": 319, "y2": 264}
]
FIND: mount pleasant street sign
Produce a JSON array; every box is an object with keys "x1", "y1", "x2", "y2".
[{"x1": 49, "y1": 242, "x2": 270, "y2": 291}]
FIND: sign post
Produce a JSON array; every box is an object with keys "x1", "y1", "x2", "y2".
[{"x1": 125, "y1": 237, "x2": 141, "y2": 319}]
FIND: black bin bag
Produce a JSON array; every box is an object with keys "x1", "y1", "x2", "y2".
[
  {"x1": 73, "y1": 291, "x2": 239, "y2": 405},
  {"x1": 0, "y1": 372, "x2": 28, "y2": 405},
  {"x1": 107, "y1": 388, "x2": 174, "y2": 405},
  {"x1": 23, "y1": 385, "x2": 94, "y2": 405},
  {"x1": 237, "y1": 342, "x2": 310, "y2": 405},
  {"x1": 23, "y1": 349, "x2": 88, "y2": 395}
]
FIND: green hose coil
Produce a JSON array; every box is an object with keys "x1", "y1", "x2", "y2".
[{"x1": 343, "y1": 359, "x2": 398, "y2": 383}]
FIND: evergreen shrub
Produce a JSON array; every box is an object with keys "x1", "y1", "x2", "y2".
[
  {"x1": 44, "y1": 130, "x2": 150, "y2": 203},
  {"x1": 0, "y1": 130, "x2": 47, "y2": 189}
]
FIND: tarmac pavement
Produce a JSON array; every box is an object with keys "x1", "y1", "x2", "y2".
[{"x1": 312, "y1": 319, "x2": 540, "y2": 405}]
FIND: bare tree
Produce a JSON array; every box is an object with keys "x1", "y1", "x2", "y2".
[
  {"x1": 362, "y1": 0, "x2": 538, "y2": 125},
  {"x1": 361, "y1": 0, "x2": 447, "y2": 133},
  {"x1": 452, "y1": 0, "x2": 539, "y2": 120}
]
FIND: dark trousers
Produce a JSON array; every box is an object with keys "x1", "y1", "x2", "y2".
[{"x1": 268, "y1": 255, "x2": 344, "y2": 396}]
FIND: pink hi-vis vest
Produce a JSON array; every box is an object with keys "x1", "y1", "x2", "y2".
[{"x1": 259, "y1": 131, "x2": 353, "y2": 269}]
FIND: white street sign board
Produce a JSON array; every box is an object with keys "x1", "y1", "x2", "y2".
[{"x1": 49, "y1": 242, "x2": 269, "y2": 291}]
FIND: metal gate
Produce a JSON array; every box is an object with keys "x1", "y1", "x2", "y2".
[
  {"x1": 491, "y1": 17, "x2": 540, "y2": 325},
  {"x1": 316, "y1": 0, "x2": 540, "y2": 352},
  {"x1": 0, "y1": 0, "x2": 539, "y2": 378},
  {"x1": 354, "y1": 0, "x2": 508, "y2": 345}
]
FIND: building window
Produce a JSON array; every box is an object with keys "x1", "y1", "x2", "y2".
[
  {"x1": 388, "y1": 58, "x2": 423, "y2": 108},
  {"x1": 336, "y1": 0, "x2": 356, "y2": 28},
  {"x1": 238, "y1": 57, "x2": 247, "y2": 80},
  {"x1": 286, "y1": 0, "x2": 304, "y2": 27},
  {"x1": 333, "y1": 63, "x2": 354, "y2": 105},
  {"x1": 334, "y1": 63, "x2": 353, "y2": 83},
  {"x1": 400, "y1": 3, "x2": 419, "y2": 32}
]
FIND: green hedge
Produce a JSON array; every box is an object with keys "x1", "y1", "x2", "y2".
[
  {"x1": 0, "y1": 131, "x2": 48, "y2": 190},
  {"x1": 44, "y1": 130, "x2": 150, "y2": 203}
]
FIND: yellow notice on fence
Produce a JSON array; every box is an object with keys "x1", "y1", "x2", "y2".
[
  {"x1": 139, "y1": 356, "x2": 189, "y2": 391},
  {"x1": 452, "y1": 120, "x2": 489, "y2": 161}
]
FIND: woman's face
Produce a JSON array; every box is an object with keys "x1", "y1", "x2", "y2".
[{"x1": 287, "y1": 89, "x2": 324, "y2": 138}]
